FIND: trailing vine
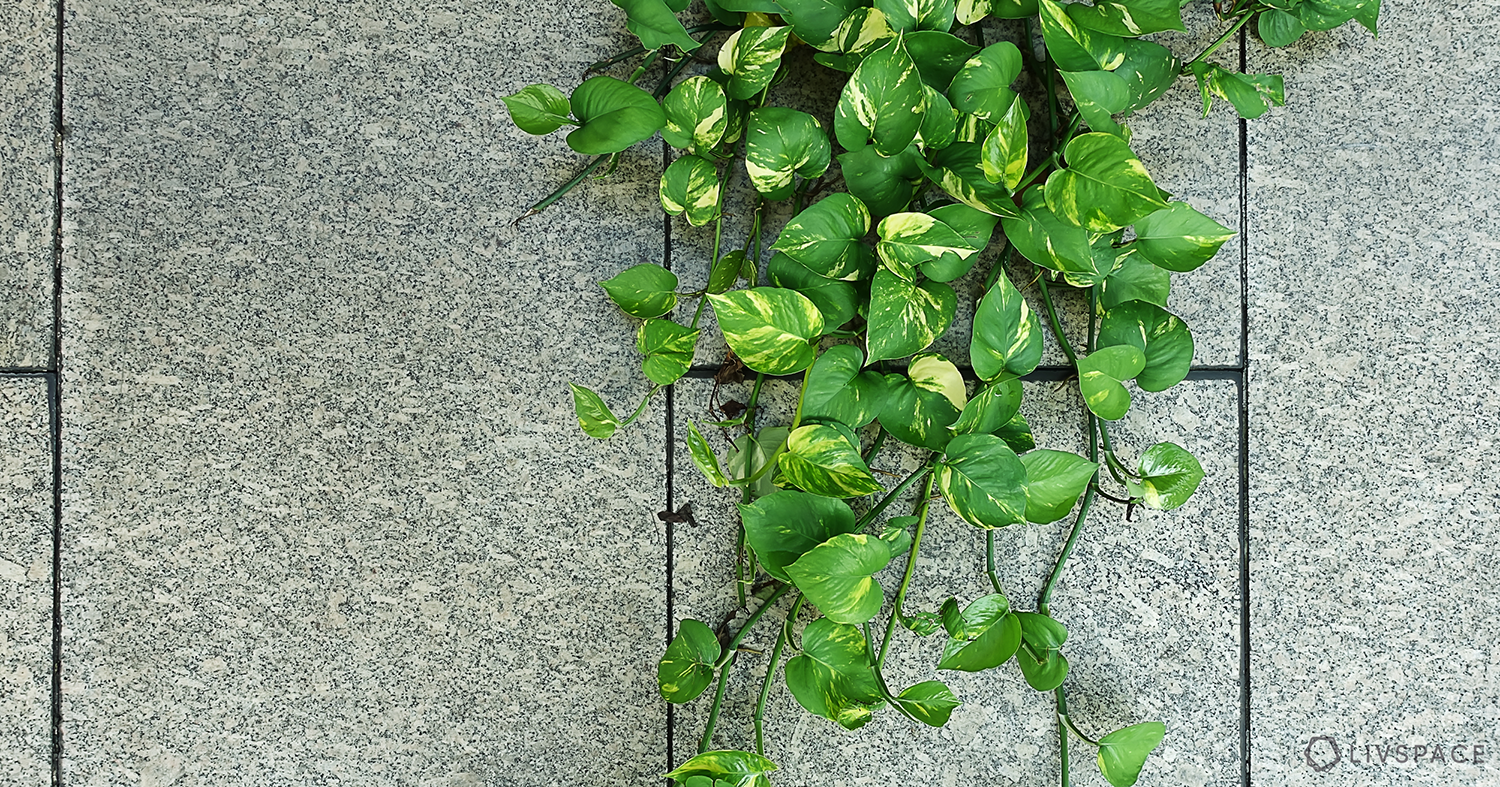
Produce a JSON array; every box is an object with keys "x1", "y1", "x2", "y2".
[{"x1": 505, "y1": 0, "x2": 1376, "y2": 782}]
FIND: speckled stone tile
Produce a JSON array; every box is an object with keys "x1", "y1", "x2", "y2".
[
  {"x1": 1247, "y1": 4, "x2": 1500, "y2": 785},
  {"x1": 670, "y1": 377, "x2": 1239, "y2": 785},
  {"x1": 0, "y1": 378, "x2": 51, "y2": 785},
  {"x1": 62, "y1": 2, "x2": 667, "y2": 784},
  {"x1": 0, "y1": 2, "x2": 56, "y2": 368}
]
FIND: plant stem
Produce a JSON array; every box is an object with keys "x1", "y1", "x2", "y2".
[
  {"x1": 699, "y1": 664, "x2": 734, "y2": 753},
  {"x1": 628, "y1": 48, "x2": 662, "y2": 83},
  {"x1": 1056, "y1": 688, "x2": 1101, "y2": 746},
  {"x1": 1038, "y1": 414, "x2": 1099, "y2": 616},
  {"x1": 1185, "y1": 12, "x2": 1252, "y2": 69},
  {"x1": 863, "y1": 622, "x2": 924, "y2": 725},
  {"x1": 986, "y1": 531, "x2": 1004, "y2": 595},
  {"x1": 620, "y1": 384, "x2": 666, "y2": 428},
  {"x1": 878, "y1": 472, "x2": 937, "y2": 669},
  {"x1": 1056, "y1": 688, "x2": 1074, "y2": 787},
  {"x1": 855, "y1": 465, "x2": 932, "y2": 530},
  {"x1": 753, "y1": 624, "x2": 790, "y2": 755},
  {"x1": 861, "y1": 426, "x2": 888, "y2": 464},
  {"x1": 1036, "y1": 274, "x2": 1079, "y2": 366},
  {"x1": 713, "y1": 583, "x2": 792, "y2": 670},
  {"x1": 735, "y1": 372, "x2": 768, "y2": 606},
  {"x1": 517, "y1": 154, "x2": 611, "y2": 221}
]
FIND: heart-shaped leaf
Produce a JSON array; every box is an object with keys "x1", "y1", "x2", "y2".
[
  {"x1": 660, "y1": 155, "x2": 722, "y2": 226},
  {"x1": 1097, "y1": 301, "x2": 1193, "y2": 391},
  {"x1": 878, "y1": 353, "x2": 966, "y2": 450},
  {"x1": 904, "y1": 30, "x2": 980, "y2": 91},
  {"x1": 919, "y1": 203, "x2": 999, "y2": 281},
  {"x1": 917, "y1": 86, "x2": 959, "y2": 150},
  {"x1": 835, "y1": 37, "x2": 927, "y2": 157},
  {"x1": 947, "y1": 41, "x2": 1022, "y2": 120},
  {"x1": 952, "y1": 378, "x2": 1023, "y2": 435},
  {"x1": 955, "y1": 0, "x2": 992, "y2": 24},
  {"x1": 740, "y1": 491, "x2": 860, "y2": 581},
  {"x1": 876, "y1": 211, "x2": 982, "y2": 280},
  {"x1": 1015, "y1": 612, "x2": 1069, "y2": 691},
  {"x1": 685, "y1": 422, "x2": 728, "y2": 487},
  {"x1": 709, "y1": 288, "x2": 825, "y2": 375},
  {"x1": 1099, "y1": 253, "x2": 1170, "y2": 309},
  {"x1": 866, "y1": 269, "x2": 957, "y2": 363},
  {"x1": 937, "y1": 594, "x2": 1022, "y2": 671},
  {"x1": 919, "y1": 141, "x2": 1022, "y2": 218},
  {"x1": 1296, "y1": 0, "x2": 1373, "y2": 31},
  {"x1": 784, "y1": 618, "x2": 885, "y2": 730},
  {"x1": 1066, "y1": 0, "x2": 1184, "y2": 36},
  {"x1": 980, "y1": 96, "x2": 1028, "y2": 188},
  {"x1": 787, "y1": 533, "x2": 893, "y2": 624},
  {"x1": 1115, "y1": 38, "x2": 1181, "y2": 114},
  {"x1": 765, "y1": 252, "x2": 861, "y2": 329},
  {"x1": 772, "y1": 193, "x2": 874, "y2": 280},
  {"x1": 658, "y1": 619, "x2": 723, "y2": 703},
  {"x1": 719, "y1": 26, "x2": 794, "y2": 100},
  {"x1": 1135, "y1": 442, "x2": 1203, "y2": 510},
  {"x1": 838, "y1": 143, "x2": 925, "y2": 217},
  {"x1": 569, "y1": 383, "x2": 621, "y2": 439},
  {"x1": 567, "y1": 76, "x2": 667, "y2": 155},
  {"x1": 897, "y1": 681, "x2": 963, "y2": 726},
  {"x1": 665, "y1": 750, "x2": 778, "y2": 786},
  {"x1": 661, "y1": 76, "x2": 729, "y2": 155},
  {"x1": 878, "y1": 0, "x2": 957, "y2": 32},
  {"x1": 831, "y1": 8, "x2": 897, "y2": 57},
  {"x1": 936, "y1": 433, "x2": 1028, "y2": 528},
  {"x1": 1001, "y1": 188, "x2": 1095, "y2": 275},
  {"x1": 708, "y1": 249, "x2": 744, "y2": 295},
  {"x1": 502, "y1": 84, "x2": 573, "y2": 135},
  {"x1": 779, "y1": 423, "x2": 885, "y2": 498},
  {"x1": 1189, "y1": 62, "x2": 1285, "y2": 120},
  {"x1": 611, "y1": 0, "x2": 701, "y2": 52},
  {"x1": 1258, "y1": 8, "x2": 1306, "y2": 47},
  {"x1": 1037, "y1": 0, "x2": 1125, "y2": 72},
  {"x1": 638, "y1": 318, "x2": 700, "y2": 385},
  {"x1": 776, "y1": 0, "x2": 869, "y2": 49},
  {"x1": 1077, "y1": 345, "x2": 1145, "y2": 421},
  {"x1": 1131, "y1": 201, "x2": 1234, "y2": 272},
  {"x1": 746, "y1": 107, "x2": 832, "y2": 201},
  {"x1": 800, "y1": 345, "x2": 890, "y2": 429},
  {"x1": 971, "y1": 269, "x2": 1043, "y2": 380},
  {"x1": 1045, "y1": 133, "x2": 1167, "y2": 232},
  {"x1": 1060, "y1": 69, "x2": 1129, "y2": 136},
  {"x1": 601, "y1": 263, "x2": 678, "y2": 319},
  {"x1": 1097, "y1": 722, "x2": 1167, "y2": 787},
  {"x1": 995, "y1": 410, "x2": 1035, "y2": 453},
  {"x1": 1019, "y1": 449, "x2": 1097, "y2": 524}
]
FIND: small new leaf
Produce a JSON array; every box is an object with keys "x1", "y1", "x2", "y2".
[
  {"x1": 657, "y1": 619, "x2": 722, "y2": 703},
  {"x1": 1137, "y1": 442, "x2": 1204, "y2": 510},
  {"x1": 502, "y1": 84, "x2": 572, "y2": 135},
  {"x1": 569, "y1": 383, "x2": 621, "y2": 439},
  {"x1": 1097, "y1": 722, "x2": 1167, "y2": 787},
  {"x1": 601, "y1": 263, "x2": 679, "y2": 319}
]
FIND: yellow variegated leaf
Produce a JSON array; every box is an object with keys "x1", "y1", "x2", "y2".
[
  {"x1": 875, "y1": 211, "x2": 981, "y2": 281},
  {"x1": 661, "y1": 76, "x2": 728, "y2": 155},
  {"x1": 659, "y1": 155, "x2": 721, "y2": 226},
  {"x1": 719, "y1": 26, "x2": 794, "y2": 101},
  {"x1": 910, "y1": 353, "x2": 967, "y2": 410},
  {"x1": 707, "y1": 287, "x2": 825, "y2": 375},
  {"x1": 778, "y1": 424, "x2": 884, "y2": 498}
]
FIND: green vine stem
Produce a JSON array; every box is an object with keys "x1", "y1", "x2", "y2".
[
  {"x1": 986, "y1": 531, "x2": 1004, "y2": 595},
  {"x1": 1185, "y1": 12, "x2": 1253, "y2": 69},
  {"x1": 856, "y1": 465, "x2": 931, "y2": 530},
  {"x1": 878, "y1": 471, "x2": 937, "y2": 668},
  {"x1": 753, "y1": 623, "x2": 791, "y2": 755},
  {"x1": 700, "y1": 583, "x2": 793, "y2": 752}
]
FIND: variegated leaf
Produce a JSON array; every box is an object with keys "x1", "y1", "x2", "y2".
[
  {"x1": 1066, "y1": 0, "x2": 1183, "y2": 36},
  {"x1": 1059, "y1": 69, "x2": 1129, "y2": 137},
  {"x1": 778, "y1": 423, "x2": 885, "y2": 498},
  {"x1": 661, "y1": 76, "x2": 729, "y2": 154},
  {"x1": 637, "y1": 318, "x2": 700, "y2": 385},
  {"x1": 665, "y1": 750, "x2": 778, "y2": 787},
  {"x1": 876, "y1": 0, "x2": 957, "y2": 32},
  {"x1": 776, "y1": 0, "x2": 868, "y2": 50},
  {"x1": 833, "y1": 7, "x2": 896, "y2": 54},
  {"x1": 955, "y1": 0, "x2": 992, "y2": 25},
  {"x1": 659, "y1": 155, "x2": 722, "y2": 226},
  {"x1": 970, "y1": 269, "x2": 1041, "y2": 380},
  {"x1": 1134, "y1": 442, "x2": 1204, "y2": 510},
  {"x1": 745, "y1": 107, "x2": 832, "y2": 201},
  {"x1": 1076, "y1": 345, "x2": 1145, "y2": 421},
  {"x1": 1130, "y1": 201, "x2": 1234, "y2": 272},
  {"x1": 568, "y1": 383, "x2": 621, "y2": 440},
  {"x1": 936, "y1": 433, "x2": 1029, "y2": 528},
  {"x1": 1000, "y1": 188, "x2": 1095, "y2": 275},
  {"x1": 783, "y1": 619, "x2": 885, "y2": 730},
  {"x1": 834, "y1": 36, "x2": 927, "y2": 157},
  {"x1": 786, "y1": 533, "x2": 892, "y2": 623},
  {"x1": 916, "y1": 85, "x2": 958, "y2": 150},
  {"x1": 771, "y1": 193, "x2": 873, "y2": 280},
  {"x1": 875, "y1": 212, "x2": 981, "y2": 281},
  {"x1": 919, "y1": 142, "x2": 1021, "y2": 218},
  {"x1": 947, "y1": 41, "x2": 1022, "y2": 120},
  {"x1": 951, "y1": 377, "x2": 1023, "y2": 435},
  {"x1": 866, "y1": 269, "x2": 957, "y2": 363},
  {"x1": 718, "y1": 26, "x2": 794, "y2": 100},
  {"x1": 1045, "y1": 133, "x2": 1167, "y2": 232},
  {"x1": 707, "y1": 287, "x2": 825, "y2": 375},
  {"x1": 878, "y1": 354, "x2": 964, "y2": 451},
  {"x1": 657, "y1": 619, "x2": 721, "y2": 702},
  {"x1": 955, "y1": 112, "x2": 994, "y2": 143},
  {"x1": 1037, "y1": 0, "x2": 1125, "y2": 72},
  {"x1": 600, "y1": 263, "x2": 679, "y2": 318},
  {"x1": 1097, "y1": 300, "x2": 1193, "y2": 392},
  {"x1": 766, "y1": 252, "x2": 861, "y2": 329},
  {"x1": 980, "y1": 96, "x2": 1028, "y2": 188},
  {"x1": 800, "y1": 344, "x2": 889, "y2": 429},
  {"x1": 918, "y1": 202, "x2": 998, "y2": 281},
  {"x1": 685, "y1": 422, "x2": 728, "y2": 487}
]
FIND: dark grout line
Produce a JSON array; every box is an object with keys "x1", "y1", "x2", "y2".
[
  {"x1": 50, "y1": 0, "x2": 66, "y2": 784},
  {"x1": 660, "y1": 138, "x2": 675, "y2": 783},
  {"x1": 1237, "y1": 26, "x2": 1253, "y2": 787}
]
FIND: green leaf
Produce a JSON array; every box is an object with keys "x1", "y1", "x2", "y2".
[
  {"x1": 639, "y1": 318, "x2": 700, "y2": 385},
  {"x1": 954, "y1": 112, "x2": 994, "y2": 143},
  {"x1": 772, "y1": 193, "x2": 874, "y2": 280},
  {"x1": 1076, "y1": 345, "x2": 1145, "y2": 421},
  {"x1": 741, "y1": 491, "x2": 860, "y2": 581},
  {"x1": 937, "y1": 594, "x2": 1021, "y2": 671},
  {"x1": 917, "y1": 86, "x2": 958, "y2": 150},
  {"x1": 801, "y1": 345, "x2": 890, "y2": 429},
  {"x1": 877, "y1": 0, "x2": 957, "y2": 32},
  {"x1": 955, "y1": 0, "x2": 992, "y2": 24},
  {"x1": 601, "y1": 263, "x2": 679, "y2": 319},
  {"x1": 1060, "y1": 69, "x2": 1130, "y2": 136},
  {"x1": 831, "y1": 8, "x2": 898, "y2": 56},
  {"x1": 878, "y1": 354, "x2": 965, "y2": 450},
  {"x1": 1296, "y1": 0, "x2": 1371, "y2": 31},
  {"x1": 1136, "y1": 442, "x2": 1203, "y2": 510},
  {"x1": 980, "y1": 97, "x2": 1028, "y2": 188},
  {"x1": 1099, "y1": 253, "x2": 1170, "y2": 310},
  {"x1": 1045, "y1": 132, "x2": 1167, "y2": 232},
  {"x1": 708, "y1": 288, "x2": 825, "y2": 375},
  {"x1": 729, "y1": 426, "x2": 791, "y2": 499},
  {"x1": 661, "y1": 155, "x2": 722, "y2": 227},
  {"x1": 784, "y1": 618, "x2": 885, "y2": 730},
  {"x1": 897, "y1": 681, "x2": 963, "y2": 726},
  {"x1": 502, "y1": 84, "x2": 573, "y2": 135},
  {"x1": 839, "y1": 143, "x2": 925, "y2": 217},
  {"x1": 1097, "y1": 300, "x2": 1193, "y2": 391},
  {"x1": 1131, "y1": 200, "x2": 1233, "y2": 272},
  {"x1": 919, "y1": 203, "x2": 999, "y2": 281},
  {"x1": 952, "y1": 377, "x2": 1023, "y2": 436},
  {"x1": 567, "y1": 76, "x2": 667, "y2": 155},
  {"x1": 665, "y1": 750, "x2": 778, "y2": 786},
  {"x1": 787, "y1": 533, "x2": 893, "y2": 623},
  {"x1": 1189, "y1": 62, "x2": 1285, "y2": 120},
  {"x1": 779, "y1": 424, "x2": 885, "y2": 498},
  {"x1": 1354, "y1": 0, "x2": 1379, "y2": 34},
  {"x1": 610, "y1": 0, "x2": 701, "y2": 52},
  {"x1": 686, "y1": 422, "x2": 729, "y2": 487},
  {"x1": 1038, "y1": 0, "x2": 1126, "y2": 72},
  {"x1": 1059, "y1": 230, "x2": 1129, "y2": 288},
  {"x1": 658, "y1": 619, "x2": 723, "y2": 703},
  {"x1": 876, "y1": 211, "x2": 981, "y2": 280},
  {"x1": 835, "y1": 37, "x2": 928, "y2": 157},
  {"x1": 662, "y1": 76, "x2": 729, "y2": 155},
  {"x1": 777, "y1": 0, "x2": 869, "y2": 49},
  {"x1": 1001, "y1": 188, "x2": 1095, "y2": 276},
  {"x1": 719, "y1": 26, "x2": 794, "y2": 100},
  {"x1": 936, "y1": 433, "x2": 1028, "y2": 528},
  {"x1": 904, "y1": 31, "x2": 980, "y2": 91},
  {"x1": 879, "y1": 515, "x2": 917, "y2": 557},
  {"x1": 991, "y1": 0, "x2": 1039, "y2": 17},
  {"x1": 1097, "y1": 722, "x2": 1167, "y2": 787},
  {"x1": 746, "y1": 108, "x2": 832, "y2": 201},
  {"x1": 1066, "y1": 0, "x2": 1184, "y2": 37},
  {"x1": 866, "y1": 270, "x2": 957, "y2": 363},
  {"x1": 708, "y1": 249, "x2": 744, "y2": 295},
  {"x1": 947, "y1": 42, "x2": 1022, "y2": 120},
  {"x1": 971, "y1": 268, "x2": 1043, "y2": 380},
  {"x1": 995, "y1": 410, "x2": 1035, "y2": 453},
  {"x1": 1015, "y1": 612, "x2": 1070, "y2": 691},
  {"x1": 1257, "y1": 8, "x2": 1306, "y2": 46},
  {"x1": 1019, "y1": 449, "x2": 1097, "y2": 524},
  {"x1": 1114, "y1": 38, "x2": 1181, "y2": 114},
  {"x1": 569, "y1": 383, "x2": 621, "y2": 439},
  {"x1": 920, "y1": 142, "x2": 1022, "y2": 218},
  {"x1": 766, "y1": 252, "x2": 861, "y2": 329}
]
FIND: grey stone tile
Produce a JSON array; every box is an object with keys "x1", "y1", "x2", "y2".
[
  {"x1": 62, "y1": 2, "x2": 668, "y2": 784},
  {"x1": 0, "y1": 2, "x2": 56, "y2": 368},
  {"x1": 1247, "y1": 7, "x2": 1500, "y2": 785},
  {"x1": 670, "y1": 376, "x2": 1239, "y2": 785},
  {"x1": 0, "y1": 378, "x2": 51, "y2": 785}
]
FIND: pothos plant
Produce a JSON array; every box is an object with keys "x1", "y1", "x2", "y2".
[{"x1": 506, "y1": 0, "x2": 1375, "y2": 782}]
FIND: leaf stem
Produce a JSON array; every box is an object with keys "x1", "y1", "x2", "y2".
[
  {"x1": 1185, "y1": 12, "x2": 1252, "y2": 69},
  {"x1": 1037, "y1": 414, "x2": 1099, "y2": 616},
  {"x1": 753, "y1": 624, "x2": 790, "y2": 755},
  {"x1": 1055, "y1": 688, "x2": 1074, "y2": 787},
  {"x1": 698, "y1": 664, "x2": 733, "y2": 753},
  {"x1": 861, "y1": 426, "x2": 888, "y2": 464},
  {"x1": 620, "y1": 384, "x2": 666, "y2": 428},
  {"x1": 1057, "y1": 689, "x2": 1101, "y2": 746},
  {"x1": 736, "y1": 372, "x2": 769, "y2": 606},
  {"x1": 878, "y1": 471, "x2": 938, "y2": 669},
  {"x1": 713, "y1": 583, "x2": 793, "y2": 670},
  {"x1": 986, "y1": 531, "x2": 1004, "y2": 594},
  {"x1": 1035, "y1": 273, "x2": 1079, "y2": 366},
  {"x1": 863, "y1": 621, "x2": 924, "y2": 725},
  {"x1": 855, "y1": 465, "x2": 932, "y2": 531},
  {"x1": 516, "y1": 154, "x2": 612, "y2": 222}
]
